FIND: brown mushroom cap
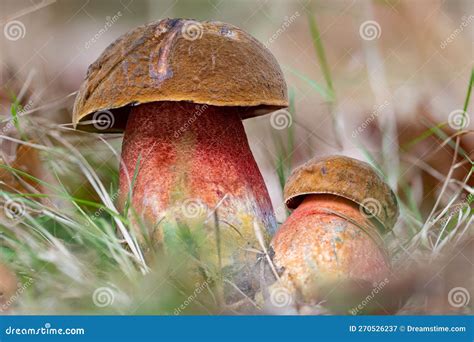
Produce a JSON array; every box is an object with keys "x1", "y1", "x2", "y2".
[
  {"x1": 73, "y1": 18, "x2": 288, "y2": 132},
  {"x1": 284, "y1": 155, "x2": 399, "y2": 232}
]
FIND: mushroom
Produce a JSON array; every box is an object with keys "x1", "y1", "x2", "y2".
[
  {"x1": 271, "y1": 155, "x2": 399, "y2": 312},
  {"x1": 72, "y1": 19, "x2": 287, "y2": 279}
]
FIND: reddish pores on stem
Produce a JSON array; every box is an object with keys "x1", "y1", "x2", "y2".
[
  {"x1": 271, "y1": 156, "x2": 399, "y2": 311},
  {"x1": 121, "y1": 101, "x2": 276, "y2": 236},
  {"x1": 72, "y1": 19, "x2": 288, "y2": 271}
]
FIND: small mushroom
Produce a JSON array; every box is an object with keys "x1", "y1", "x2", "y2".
[
  {"x1": 72, "y1": 19, "x2": 287, "y2": 276},
  {"x1": 271, "y1": 155, "x2": 399, "y2": 312}
]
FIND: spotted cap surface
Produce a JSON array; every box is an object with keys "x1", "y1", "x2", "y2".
[
  {"x1": 284, "y1": 155, "x2": 399, "y2": 232},
  {"x1": 73, "y1": 18, "x2": 288, "y2": 132}
]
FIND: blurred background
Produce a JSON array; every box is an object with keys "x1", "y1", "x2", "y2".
[{"x1": 0, "y1": 0, "x2": 472, "y2": 314}]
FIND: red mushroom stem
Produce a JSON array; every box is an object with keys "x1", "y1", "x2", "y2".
[
  {"x1": 119, "y1": 101, "x2": 277, "y2": 238},
  {"x1": 273, "y1": 194, "x2": 390, "y2": 284}
]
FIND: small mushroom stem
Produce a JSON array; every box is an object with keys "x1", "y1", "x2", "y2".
[
  {"x1": 119, "y1": 101, "x2": 277, "y2": 239},
  {"x1": 272, "y1": 194, "x2": 390, "y2": 299}
]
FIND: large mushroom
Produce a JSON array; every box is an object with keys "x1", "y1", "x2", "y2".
[
  {"x1": 270, "y1": 155, "x2": 399, "y2": 313},
  {"x1": 72, "y1": 19, "x2": 287, "y2": 281}
]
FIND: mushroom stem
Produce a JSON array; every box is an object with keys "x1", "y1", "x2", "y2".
[
  {"x1": 295, "y1": 195, "x2": 383, "y2": 244},
  {"x1": 272, "y1": 194, "x2": 390, "y2": 298},
  {"x1": 119, "y1": 101, "x2": 277, "y2": 238}
]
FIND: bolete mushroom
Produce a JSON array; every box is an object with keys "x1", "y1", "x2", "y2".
[
  {"x1": 271, "y1": 155, "x2": 399, "y2": 311},
  {"x1": 72, "y1": 19, "x2": 287, "y2": 280}
]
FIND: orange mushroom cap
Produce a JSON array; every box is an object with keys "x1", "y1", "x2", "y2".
[
  {"x1": 73, "y1": 18, "x2": 288, "y2": 132},
  {"x1": 284, "y1": 155, "x2": 399, "y2": 233}
]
